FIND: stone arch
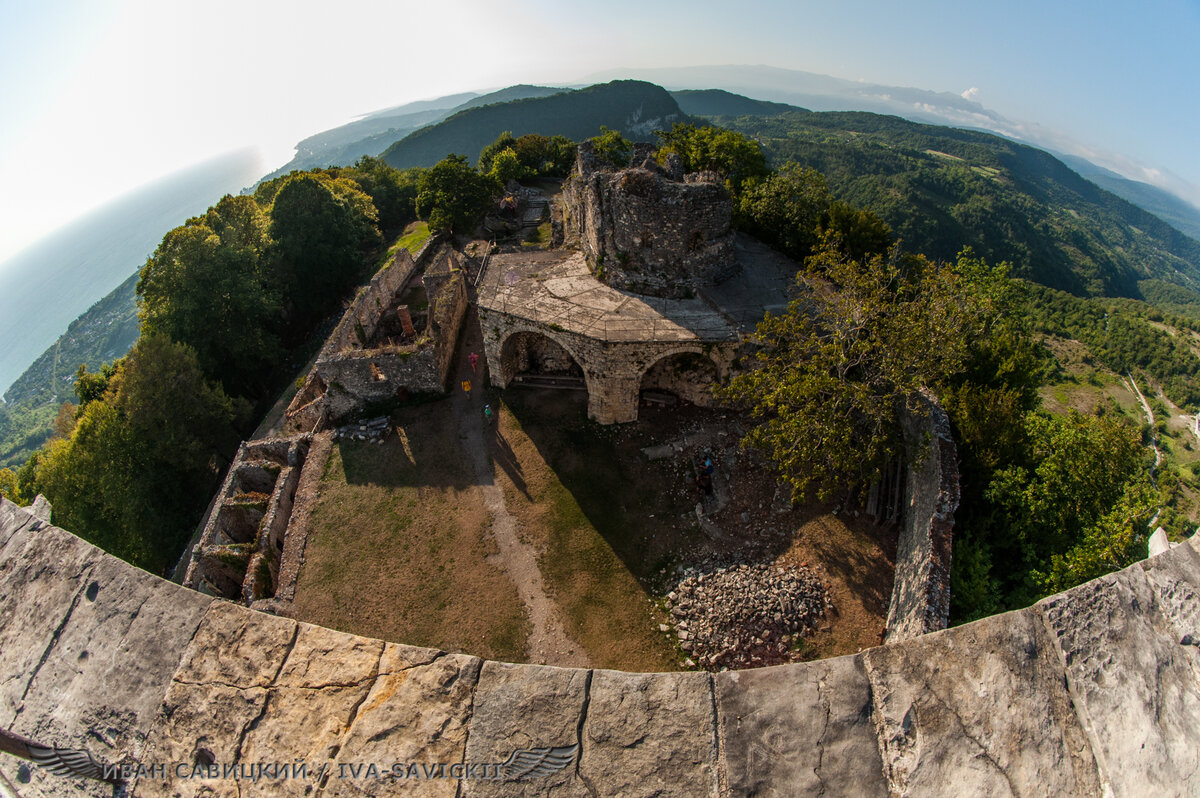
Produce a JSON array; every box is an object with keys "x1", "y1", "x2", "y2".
[
  {"x1": 639, "y1": 347, "x2": 721, "y2": 408},
  {"x1": 497, "y1": 328, "x2": 590, "y2": 396}
]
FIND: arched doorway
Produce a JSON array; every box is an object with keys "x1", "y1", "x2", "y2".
[
  {"x1": 499, "y1": 331, "x2": 587, "y2": 393},
  {"x1": 640, "y1": 351, "x2": 718, "y2": 408}
]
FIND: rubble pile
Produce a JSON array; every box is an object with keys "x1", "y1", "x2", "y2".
[
  {"x1": 664, "y1": 562, "x2": 829, "y2": 670},
  {"x1": 332, "y1": 416, "x2": 390, "y2": 443}
]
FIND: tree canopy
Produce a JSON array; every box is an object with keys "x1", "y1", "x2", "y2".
[
  {"x1": 30, "y1": 336, "x2": 241, "y2": 573},
  {"x1": 138, "y1": 195, "x2": 279, "y2": 396},
  {"x1": 721, "y1": 246, "x2": 1012, "y2": 501},
  {"x1": 415, "y1": 154, "x2": 497, "y2": 233}
]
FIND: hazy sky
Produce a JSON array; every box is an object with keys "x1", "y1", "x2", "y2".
[{"x1": 2, "y1": 0, "x2": 1198, "y2": 267}]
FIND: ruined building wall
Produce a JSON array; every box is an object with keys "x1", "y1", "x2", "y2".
[
  {"x1": 885, "y1": 391, "x2": 960, "y2": 643},
  {"x1": 559, "y1": 141, "x2": 737, "y2": 297},
  {"x1": 182, "y1": 435, "x2": 312, "y2": 606},
  {"x1": 284, "y1": 238, "x2": 466, "y2": 428}
]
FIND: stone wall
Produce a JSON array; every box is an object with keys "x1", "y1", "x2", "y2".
[
  {"x1": 560, "y1": 141, "x2": 737, "y2": 298},
  {"x1": 3, "y1": 497, "x2": 1200, "y2": 796},
  {"x1": 284, "y1": 240, "x2": 467, "y2": 429},
  {"x1": 182, "y1": 435, "x2": 312, "y2": 605},
  {"x1": 884, "y1": 392, "x2": 960, "y2": 643}
]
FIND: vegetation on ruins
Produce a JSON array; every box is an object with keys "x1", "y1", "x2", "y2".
[
  {"x1": 588, "y1": 127, "x2": 632, "y2": 169},
  {"x1": 655, "y1": 122, "x2": 769, "y2": 190}
]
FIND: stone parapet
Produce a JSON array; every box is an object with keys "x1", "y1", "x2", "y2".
[
  {"x1": 885, "y1": 391, "x2": 960, "y2": 643},
  {"x1": 3, "y1": 498, "x2": 1199, "y2": 796}
]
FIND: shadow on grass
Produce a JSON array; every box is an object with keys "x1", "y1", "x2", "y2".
[
  {"x1": 501, "y1": 388, "x2": 700, "y2": 584},
  {"x1": 336, "y1": 397, "x2": 476, "y2": 491},
  {"x1": 490, "y1": 428, "x2": 530, "y2": 500}
]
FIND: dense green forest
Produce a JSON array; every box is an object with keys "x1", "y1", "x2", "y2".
[
  {"x1": 381, "y1": 80, "x2": 682, "y2": 169},
  {"x1": 707, "y1": 110, "x2": 1200, "y2": 298}
]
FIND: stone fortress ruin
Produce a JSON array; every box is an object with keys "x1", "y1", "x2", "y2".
[{"x1": 3, "y1": 142, "x2": 1198, "y2": 796}]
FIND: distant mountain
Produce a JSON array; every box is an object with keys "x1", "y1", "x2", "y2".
[
  {"x1": 380, "y1": 80, "x2": 682, "y2": 169},
  {"x1": 590, "y1": 65, "x2": 1200, "y2": 228},
  {"x1": 4, "y1": 274, "x2": 139, "y2": 408},
  {"x1": 262, "y1": 86, "x2": 566, "y2": 180},
  {"x1": 583, "y1": 65, "x2": 993, "y2": 125},
  {"x1": 1057, "y1": 154, "x2": 1200, "y2": 243},
  {"x1": 711, "y1": 109, "x2": 1200, "y2": 297},
  {"x1": 671, "y1": 89, "x2": 798, "y2": 118},
  {"x1": 0, "y1": 150, "x2": 262, "y2": 397}
]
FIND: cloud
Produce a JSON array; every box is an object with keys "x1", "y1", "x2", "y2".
[{"x1": 961, "y1": 87, "x2": 980, "y2": 102}]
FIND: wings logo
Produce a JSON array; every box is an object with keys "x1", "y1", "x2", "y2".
[{"x1": 498, "y1": 744, "x2": 579, "y2": 780}]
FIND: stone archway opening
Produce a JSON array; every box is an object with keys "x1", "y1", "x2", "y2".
[
  {"x1": 500, "y1": 330, "x2": 587, "y2": 393},
  {"x1": 640, "y1": 351, "x2": 719, "y2": 408}
]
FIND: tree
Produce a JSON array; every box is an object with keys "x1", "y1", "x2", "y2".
[
  {"x1": 478, "y1": 131, "x2": 518, "y2": 173},
  {"x1": 985, "y1": 408, "x2": 1154, "y2": 604},
  {"x1": 817, "y1": 201, "x2": 893, "y2": 261},
  {"x1": 512, "y1": 134, "x2": 576, "y2": 177},
  {"x1": 656, "y1": 122, "x2": 769, "y2": 191},
  {"x1": 588, "y1": 127, "x2": 632, "y2": 168},
  {"x1": 138, "y1": 195, "x2": 280, "y2": 396},
  {"x1": 735, "y1": 163, "x2": 833, "y2": 260},
  {"x1": 489, "y1": 147, "x2": 527, "y2": 184},
  {"x1": 415, "y1": 154, "x2": 497, "y2": 234},
  {"x1": 720, "y1": 246, "x2": 1010, "y2": 501},
  {"x1": 31, "y1": 336, "x2": 240, "y2": 573},
  {"x1": 348, "y1": 156, "x2": 422, "y2": 234},
  {"x1": 74, "y1": 362, "x2": 119, "y2": 407},
  {"x1": 269, "y1": 174, "x2": 380, "y2": 322},
  {"x1": 0, "y1": 468, "x2": 19, "y2": 504}
]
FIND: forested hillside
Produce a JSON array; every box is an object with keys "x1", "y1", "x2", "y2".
[
  {"x1": 262, "y1": 86, "x2": 564, "y2": 181},
  {"x1": 0, "y1": 274, "x2": 140, "y2": 468},
  {"x1": 381, "y1": 81, "x2": 682, "y2": 168},
  {"x1": 709, "y1": 111, "x2": 1200, "y2": 297}
]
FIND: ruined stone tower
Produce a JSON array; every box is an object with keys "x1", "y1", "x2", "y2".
[{"x1": 560, "y1": 141, "x2": 738, "y2": 298}]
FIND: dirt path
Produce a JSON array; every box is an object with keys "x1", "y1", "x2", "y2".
[
  {"x1": 452, "y1": 305, "x2": 588, "y2": 666},
  {"x1": 1127, "y1": 372, "x2": 1162, "y2": 473}
]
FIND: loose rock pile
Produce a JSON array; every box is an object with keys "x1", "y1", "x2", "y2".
[
  {"x1": 665, "y1": 561, "x2": 829, "y2": 670},
  {"x1": 332, "y1": 416, "x2": 390, "y2": 443}
]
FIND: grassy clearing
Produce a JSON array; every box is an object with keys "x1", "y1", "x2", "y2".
[
  {"x1": 395, "y1": 221, "x2": 432, "y2": 255},
  {"x1": 293, "y1": 399, "x2": 529, "y2": 662},
  {"x1": 493, "y1": 392, "x2": 681, "y2": 671}
]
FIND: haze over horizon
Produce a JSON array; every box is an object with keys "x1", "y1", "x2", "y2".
[{"x1": 2, "y1": 0, "x2": 1199, "y2": 272}]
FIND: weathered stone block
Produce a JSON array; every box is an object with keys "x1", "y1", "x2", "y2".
[
  {"x1": 579, "y1": 669, "x2": 717, "y2": 797},
  {"x1": 323, "y1": 645, "x2": 481, "y2": 797},
  {"x1": 864, "y1": 609, "x2": 1102, "y2": 796},
  {"x1": 1037, "y1": 565, "x2": 1200, "y2": 795},
  {"x1": 718, "y1": 656, "x2": 886, "y2": 797},
  {"x1": 460, "y1": 662, "x2": 590, "y2": 797}
]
